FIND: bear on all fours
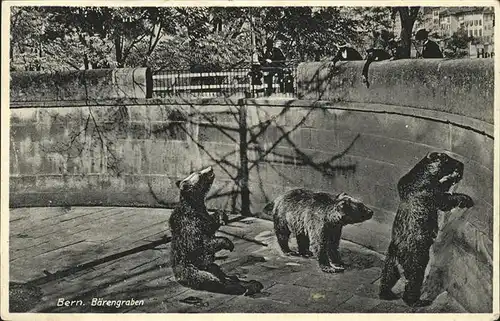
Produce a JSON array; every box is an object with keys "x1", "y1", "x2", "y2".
[
  {"x1": 169, "y1": 166, "x2": 263, "y2": 296},
  {"x1": 265, "y1": 189, "x2": 374, "y2": 273},
  {"x1": 379, "y1": 152, "x2": 474, "y2": 307}
]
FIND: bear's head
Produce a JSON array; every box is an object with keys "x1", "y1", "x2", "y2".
[
  {"x1": 420, "y1": 152, "x2": 464, "y2": 191},
  {"x1": 331, "y1": 193, "x2": 374, "y2": 225},
  {"x1": 176, "y1": 166, "x2": 215, "y2": 201}
]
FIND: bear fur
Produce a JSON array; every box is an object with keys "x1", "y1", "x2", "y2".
[
  {"x1": 265, "y1": 189, "x2": 374, "y2": 273},
  {"x1": 169, "y1": 166, "x2": 263, "y2": 295},
  {"x1": 379, "y1": 152, "x2": 474, "y2": 307}
]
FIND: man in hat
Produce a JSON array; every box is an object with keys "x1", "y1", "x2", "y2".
[
  {"x1": 415, "y1": 29, "x2": 443, "y2": 58},
  {"x1": 261, "y1": 38, "x2": 286, "y2": 67}
]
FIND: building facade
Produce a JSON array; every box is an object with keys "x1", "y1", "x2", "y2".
[{"x1": 394, "y1": 6, "x2": 495, "y2": 58}]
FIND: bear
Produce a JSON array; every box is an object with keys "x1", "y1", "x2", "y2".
[
  {"x1": 169, "y1": 166, "x2": 263, "y2": 295},
  {"x1": 379, "y1": 152, "x2": 474, "y2": 307},
  {"x1": 265, "y1": 189, "x2": 374, "y2": 273}
]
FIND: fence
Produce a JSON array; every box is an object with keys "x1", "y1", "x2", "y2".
[{"x1": 152, "y1": 61, "x2": 298, "y2": 98}]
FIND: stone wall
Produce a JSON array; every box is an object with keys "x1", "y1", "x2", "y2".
[
  {"x1": 9, "y1": 60, "x2": 494, "y2": 312},
  {"x1": 10, "y1": 67, "x2": 152, "y2": 101},
  {"x1": 297, "y1": 58, "x2": 494, "y2": 123}
]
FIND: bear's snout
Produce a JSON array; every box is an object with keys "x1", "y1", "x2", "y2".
[
  {"x1": 200, "y1": 166, "x2": 214, "y2": 175},
  {"x1": 362, "y1": 207, "x2": 374, "y2": 220},
  {"x1": 200, "y1": 166, "x2": 215, "y2": 181}
]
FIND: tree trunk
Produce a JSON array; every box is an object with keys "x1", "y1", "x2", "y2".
[
  {"x1": 238, "y1": 103, "x2": 250, "y2": 216},
  {"x1": 400, "y1": 21, "x2": 414, "y2": 58},
  {"x1": 115, "y1": 36, "x2": 123, "y2": 68},
  {"x1": 83, "y1": 54, "x2": 90, "y2": 70},
  {"x1": 398, "y1": 8, "x2": 419, "y2": 58}
]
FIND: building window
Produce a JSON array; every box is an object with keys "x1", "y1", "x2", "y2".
[
  {"x1": 479, "y1": 20, "x2": 482, "y2": 26},
  {"x1": 469, "y1": 30, "x2": 473, "y2": 37},
  {"x1": 479, "y1": 29, "x2": 482, "y2": 36},
  {"x1": 474, "y1": 29, "x2": 478, "y2": 36}
]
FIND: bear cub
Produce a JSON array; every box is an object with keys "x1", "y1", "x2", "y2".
[
  {"x1": 266, "y1": 189, "x2": 374, "y2": 273},
  {"x1": 169, "y1": 166, "x2": 263, "y2": 295},
  {"x1": 379, "y1": 152, "x2": 474, "y2": 307}
]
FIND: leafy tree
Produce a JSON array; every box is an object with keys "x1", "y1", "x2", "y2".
[
  {"x1": 10, "y1": 6, "x2": 419, "y2": 71},
  {"x1": 443, "y1": 27, "x2": 473, "y2": 58},
  {"x1": 10, "y1": 6, "x2": 180, "y2": 71},
  {"x1": 45, "y1": 7, "x2": 179, "y2": 68},
  {"x1": 251, "y1": 7, "x2": 361, "y2": 61}
]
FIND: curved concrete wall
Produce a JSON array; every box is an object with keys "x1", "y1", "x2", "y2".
[
  {"x1": 9, "y1": 60, "x2": 494, "y2": 312},
  {"x1": 297, "y1": 59, "x2": 494, "y2": 123}
]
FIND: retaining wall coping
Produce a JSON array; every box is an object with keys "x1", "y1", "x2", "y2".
[{"x1": 10, "y1": 98, "x2": 493, "y2": 138}]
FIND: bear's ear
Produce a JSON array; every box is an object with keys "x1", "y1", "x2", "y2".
[
  {"x1": 336, "y1": 192, "x2": 348, "y2": 200},
  {"x1": 427, "y1": 152, "x2": 440, "y2": 160},
  {"x1": 336, "y1": 199, "x2": 348, "y2": 211}
]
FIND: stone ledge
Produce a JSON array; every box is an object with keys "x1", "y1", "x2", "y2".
[
  {"x1": 10, "y1": 68, "x2": 152, "y2": 101},
  {"x1": 297, "y1": 59, "x2": 494, "y2": 124},
  {"x1": 10, "y1": 99, "x2": 493, "y2": 138}
]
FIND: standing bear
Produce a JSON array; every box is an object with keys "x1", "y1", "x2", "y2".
[
  {"x1": 265, "y1": 189, "x2": 374, "y2": 273},
  {"x1": 169, "y1": 166, "x2": 263, "y2": 295},
  {"x1": 379, "y1": 152, "x2": 474, "y2": 307}
]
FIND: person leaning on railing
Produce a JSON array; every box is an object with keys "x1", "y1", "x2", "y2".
[{"x1": 259, "y1": 38, "x2": 286, "y2": 96}]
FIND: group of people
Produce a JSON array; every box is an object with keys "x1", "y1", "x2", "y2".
[
  {"x1": 260, "y1": 27, "x2": 443, "y2": 66},
  {"x1": 251, "y1": 28, "x2": 442, "y2": 96},
  {"x1": 373, "y1": 28, "x2": 443, "y2": 59},
  {"x1": 249, "y1": 38, "x2": 292, "y2": 96}
]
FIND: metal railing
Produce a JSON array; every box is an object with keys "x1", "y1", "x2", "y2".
[{"x1": 152, "y1": 61, "x2": 298, "y2": 98}]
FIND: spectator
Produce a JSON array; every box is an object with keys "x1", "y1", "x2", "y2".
[
  {"x1": 388, "y1": 37, "x2": 404, "y2": 60},
  {"x1": 372, "y1": 30, "x2": 386, "y2": 50},
  {"x1": 260, "y1": 38, "x2": 286, "y2": 96},
  {"x1": 261, "y1": 38, "x2": 286, "y2": 67},
  {"x1": 415, "y1": 29, "x2": 443, "y2": 58}
]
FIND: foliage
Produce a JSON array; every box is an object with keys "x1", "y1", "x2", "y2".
[
  {"x1": 251, "y1": 7, "x2": 362, "y2": 61},
  {"x1": 10, "y1": 6, "x2": 421, "y2": 71},
  {"x1": 10, "y1": 6, "x2": 179, "y2": 70},
  {"x1": 443, "y1": 27, "x2": 473, "y2": 58}
]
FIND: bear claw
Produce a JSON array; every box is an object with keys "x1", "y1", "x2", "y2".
[
  {"x1": 331, "y1": 263, "x2": 346, "y2": 271},
  {"x1": 404, "y1": 299, "x2": 432, "y2": 307},
  {"x1": 243, "y1": 280, "x2": 264, "y2": 296},
  {"x1": 379, "y1": 290, "x2": 399, "y2": 300},
  {"x1": 458, "y1": 195, "x2": 474, "y2": 208},
  {"x1": 321, "y1": 266, "x2": 345, "y2": 273},
  {"x1": 299, "y1": 250, "x2": 314, "y2": 258}
]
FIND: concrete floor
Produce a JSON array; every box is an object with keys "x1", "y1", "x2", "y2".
[{"x1": 9, "y1": 207, "x2": 466, "y2": 313}]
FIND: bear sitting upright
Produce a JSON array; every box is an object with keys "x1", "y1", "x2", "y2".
[
  {"x1": 265, "y1": 189, "x2": 374, "y2": 273},
  {"x1": 169, "y1": 166, "x2": 263, "y2": 295},
  {"x1": 379, "y1": 152, "x2": 474, "y2": 307}
]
